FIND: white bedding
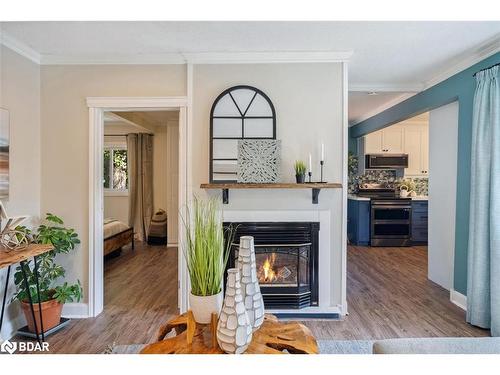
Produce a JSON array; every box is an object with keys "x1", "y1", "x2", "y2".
[{"x1": 103, "y1": 218, "x2": 130, "y2": 240}]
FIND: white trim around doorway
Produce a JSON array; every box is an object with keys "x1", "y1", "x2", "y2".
[{"x1": 87, "y1": 96, "x2": 189, "y2": 317}]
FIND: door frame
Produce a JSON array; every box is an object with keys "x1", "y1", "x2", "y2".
[{"x1": 86, "y1": 96, "x2": 190, "y2": 317}]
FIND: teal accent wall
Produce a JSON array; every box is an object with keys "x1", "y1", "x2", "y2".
[
  {"x1": 350, "y1": 52, "x2": 500, "y2": 295},
  {"x1": 348, "y1": 128, "x2": 358, "y2": 154}
]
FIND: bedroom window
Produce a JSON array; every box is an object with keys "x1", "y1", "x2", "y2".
[{"x1": 104, "y1": 146, "x2": 128, "y2": 195}]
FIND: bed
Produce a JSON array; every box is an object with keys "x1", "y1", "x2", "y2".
[{"x1": 103, "y1": 218, "x2": 134, "y2": 256}]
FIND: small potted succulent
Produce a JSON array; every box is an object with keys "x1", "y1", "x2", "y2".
[
  {"x1": 294, "y1": 160, "x2": 307, "y2": 183},
  {"x1": 182, "y1": 197, "x2": 234, "y2": 324},
  {"x1": 13, "y1": 213, "x2": 82, "y2": 334}
]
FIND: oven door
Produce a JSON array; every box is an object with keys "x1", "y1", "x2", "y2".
[{"x1": 371, "y1": 200, "x2": 412, "y2": 246}]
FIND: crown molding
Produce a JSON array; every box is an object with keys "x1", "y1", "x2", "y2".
[
  {"x1": 86, "y1": 96, "x2": 188, "y2": 109},
  {"x1": 182, "y1": 51, "x2": 353, "y2": 64},
  {"x1": 41, "y1": 53, "x2": 187, "y2": 65},
  {"x1": 349, "y1": 92, "x2": 416, "y2": 127},
  {"x1": 423, "y1": 34, "x2": 500, "y2": 90},
  {"x1": 40, "y1": 50, "x2": 353, "y2": 65},
  {"x1": 0, "y1": 31, "x2": 40, "y2": 64}
]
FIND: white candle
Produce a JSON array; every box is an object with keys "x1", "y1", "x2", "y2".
[
  {"x1": 309, "y1": 153, "x2": 312, "y2": 173},
  {"x1": 321, "y1": 143, "x2": 325, "y2": 161}
]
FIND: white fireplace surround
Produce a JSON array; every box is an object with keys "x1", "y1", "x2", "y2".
[{"x1": 222, "y1": 208, "x2": 341, "y2": 316}]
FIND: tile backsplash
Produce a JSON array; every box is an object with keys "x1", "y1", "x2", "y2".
[{"x1": 348, "y1": 154, "x2": 428, "y2": 195}]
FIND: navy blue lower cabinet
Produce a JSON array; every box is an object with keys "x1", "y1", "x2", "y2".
[
  {"x1": 411, "y1": 201, "x2": 428, "y2": 244},
  {"x1": 348, "y1": 199, "x2": 371, "y2": 246}
]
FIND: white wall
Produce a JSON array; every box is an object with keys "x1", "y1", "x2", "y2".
[
  {"x1": 153, "y1": 121, "x2": 179, "y2": 244},
  {"x1": 428, "y1": 101, "x2": 459, "y2": 290},
  {"x1": 0, "y1": 46, "x2": 41, "y2": 339},
  {"x1": 40, "y1": 64, "x2": 186, "y2": 308},
  {"x1": 192, "y1": 63, "x2": 345, "y2": 311}
]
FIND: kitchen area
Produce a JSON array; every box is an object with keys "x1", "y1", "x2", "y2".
[{"x1": 348, "y1": 113, "x2": 429, "y2": 248}]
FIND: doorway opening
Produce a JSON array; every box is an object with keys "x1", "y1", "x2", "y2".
[
  {"x1": 344, "y1": 102, "x2": 467, "y2": 338},
  {"x1": 102, "y1": 110, "x2": 180, "y2": 318},
  {"x1": 87, "y1": 97, "x2": 189, "y2": 319}
]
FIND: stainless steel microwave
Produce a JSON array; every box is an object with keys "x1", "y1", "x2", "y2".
[{"x1": 365, "y1": 154, "x2": 408, "y2": 169}]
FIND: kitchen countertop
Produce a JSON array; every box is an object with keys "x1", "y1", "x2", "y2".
[
  {"x1": 348, "y1": 194, "x2": 370, "y2": 201},
  {"x1": 348, "y1": 194, "x2": 428, "y2": 201}
]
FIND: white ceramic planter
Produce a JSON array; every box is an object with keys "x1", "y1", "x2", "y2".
[{"x1": 189, "y1": 291, "x2": 223, "y2": 324}]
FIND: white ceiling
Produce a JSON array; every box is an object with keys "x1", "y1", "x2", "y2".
[
  {"x1": 121, "y1": 110, "x2": 179, "y2": 126},
  {"x1": 2, "y1": 21, "x2": 499, "y2": 124},
  {"x1": 348, "y1": 91, "x2": 415, "y2": 125},
  {"x1": 104, "y1": 110, "x2": 179, "y2": 131}
]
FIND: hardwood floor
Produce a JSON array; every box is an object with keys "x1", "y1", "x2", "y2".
[
  {"x1": 31, "y1": 243, "x2": 487, "y2": 353},
  {"x1": 35, "y1": 242, "x2": 179, "y2": 354},
  {"x1": 302, "y1": 245, "x2": 489, "y2": 340}
]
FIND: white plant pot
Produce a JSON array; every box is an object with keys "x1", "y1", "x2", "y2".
[{"x1": 189, "y1": 291, "x2": 223, "y2": 324}]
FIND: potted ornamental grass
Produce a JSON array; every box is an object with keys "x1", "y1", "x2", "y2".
[
  {"x1": 13, "y1": 213, "x2": 82, "y2": 334},
  {"x1": 183, "y1": 197, "x2": 234, "y2": 323},
  {"x1": 294, "y1": 160, "x2": 307, "y2": 183}
]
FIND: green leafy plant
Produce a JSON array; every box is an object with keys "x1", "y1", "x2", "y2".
[
  {"x1": 294, "y1": 160, "x2": 307, "y2": 175},
  {"x1": 13, "y1": 213, "x2": 83, "y2": 304},
  {"x1": 182, "y1": 197, "x2": 234, "y2": 297}
]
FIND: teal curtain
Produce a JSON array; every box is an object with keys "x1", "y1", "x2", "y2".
[{"x1": 467, "y1": 65, "x2": 500, "y2": 336}]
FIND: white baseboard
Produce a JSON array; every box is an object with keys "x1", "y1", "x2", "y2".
[
  {"x1": 450, "y1": 289, "x2": 467, "y2": 311},
  {"x1": 167, "y1": 242, "x2": 178, "y2": 247},
  {"x1": 61, "y1": 303, "x2": 89, "y2": 318}
]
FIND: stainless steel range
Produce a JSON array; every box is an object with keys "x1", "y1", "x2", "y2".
[{"x1": 358, "y1": 184, "x2": 412, "y2": 247}]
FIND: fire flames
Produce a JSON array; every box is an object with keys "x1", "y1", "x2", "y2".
[
  {"x1": 258, "y1": 253, "x2": 293, "y2": 284},
  {"x1": 261, "y1": 254, "x2": 277, "y2": 282}
]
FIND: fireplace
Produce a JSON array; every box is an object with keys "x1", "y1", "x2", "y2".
[{"x1": 224, "y1": 222, "x2": 319, "y2": 309}]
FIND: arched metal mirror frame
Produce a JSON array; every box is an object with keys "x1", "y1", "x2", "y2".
[{"x1": 209, "y1": 85, "x2": 277, "y2": 183}]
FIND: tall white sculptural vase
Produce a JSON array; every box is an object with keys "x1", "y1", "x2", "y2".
[
  {"x1": 237, "y1": 236, "x2": 265, "y2": 330},
  {"x1": 217, "y1": 268, "x2": 253, "y2": 354}
]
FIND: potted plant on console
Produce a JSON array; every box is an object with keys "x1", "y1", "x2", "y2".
[
  {"x1": 13, "y1": 213, "x2": 82, "y2": 334},
  {"x1": 183, "y1": 197, "x2": 233, "y2": 324},
  {"x1": 294, "y1": 160, "x2": 307, "y2": 183}
]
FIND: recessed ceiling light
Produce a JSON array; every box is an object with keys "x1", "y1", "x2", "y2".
[{"x1": 367, "y1": 92, "x2": 378, "y2": 96}]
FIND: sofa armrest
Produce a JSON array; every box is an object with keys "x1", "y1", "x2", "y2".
[{"x1": 373, "y1": 337, "x2": 499, "y2": 354}]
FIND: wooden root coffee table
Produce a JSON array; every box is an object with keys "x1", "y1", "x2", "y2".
[{"x1": 140, "y1": 311, "x2": 318, "y2": 354}]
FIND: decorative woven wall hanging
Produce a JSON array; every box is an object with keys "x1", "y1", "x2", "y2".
[{"x1": 237, "y1": 140, "x2": 281, "y2": 183}]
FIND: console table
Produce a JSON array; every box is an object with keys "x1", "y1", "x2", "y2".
[{"x1": 0, "y1": 244, "x2": 54, "y2": 343}]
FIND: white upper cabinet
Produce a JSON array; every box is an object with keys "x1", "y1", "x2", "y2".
[
  {"x1": 403, "y1": 123, "x2": 428, "y2": 177},
  {"x1": 382, "y1": 125, "x2": 404, "y2": 153},
  {"x1": 364, "y1": 125, "x2": 404, "y2": 153},
  {"x1": 363, "y1": 121, "x2": 429, "y2": 177},
  {"x1": 420, "y1": 125, "x2": 429, "y2": 175},
  {"x1": 404, "y1": 126, "x2": 423, "y2": 175},
  {"x1": 364, "y1": 129, "x2": 383, "y2": 154}
]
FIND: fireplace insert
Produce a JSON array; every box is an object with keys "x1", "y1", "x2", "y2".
[{"x1": 224, "y1": 222, "x2": 319, "y2": 309}]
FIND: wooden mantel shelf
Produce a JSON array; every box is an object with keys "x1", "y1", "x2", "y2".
[{"x1": 200, "y1": 182, "x2": 342, "y2": 204}]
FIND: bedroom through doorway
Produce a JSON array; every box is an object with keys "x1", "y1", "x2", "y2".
[{"x1": 101, "y1": 109, "x2": 180, "y2": 325}]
